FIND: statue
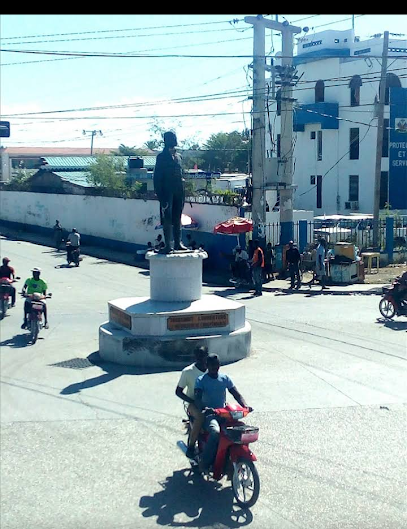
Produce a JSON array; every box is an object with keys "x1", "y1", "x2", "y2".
[{"x1": 153, "y1": 131, "x2": 188, "y2": 253}]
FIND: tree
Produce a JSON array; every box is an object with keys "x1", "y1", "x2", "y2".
[
  {"x1": 86, "y1": 154, "x2": 142, "y2": 197},
  {"x1": 117, "y1": 144, "x2": 151, "y2": 156},
  {"x1": 200, "y1": 130, "x2": 250, "y2": 173}
]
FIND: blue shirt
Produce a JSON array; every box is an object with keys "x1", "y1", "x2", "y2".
[{"x1": 195, "y1": 373, "x2": 235, "y2": 409}]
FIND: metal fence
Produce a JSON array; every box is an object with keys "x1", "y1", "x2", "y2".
[{"x1": 263, "y1": 219, "x2": 407, "y2": 252}]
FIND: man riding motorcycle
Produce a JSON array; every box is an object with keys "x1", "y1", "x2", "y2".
[
  {"x1": 194, "y1": 353, "x2": 251, "y2": 473},
  {"x1": 67, "y1": 228, "x2": 81, "y2": 262},
  {"x1": 175, "y1": 346, "x2": 208, "y2": 459},
  {"x1": 21, "y1": 268, "x2": 49, "y2": 329},
  {"x1": 0, "y1": 257, "x2": 17, "y2": 307}
]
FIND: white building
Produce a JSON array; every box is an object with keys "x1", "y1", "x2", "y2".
[{"x1": 266, "y1": 29, "x2": 407, "y2": 215}]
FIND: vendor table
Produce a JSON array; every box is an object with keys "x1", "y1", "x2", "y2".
[{"x1": 361, "y1": 252, "x2": 380, "y2": 274}]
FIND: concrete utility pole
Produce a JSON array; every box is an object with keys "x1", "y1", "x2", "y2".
[
  {"x1": 83, "y1": 129, "x2": 103, "y2": 155},
  {"x1": 244, "y1": 15, "x2": 301, "y2": 246},
  {"x1": 373, "y1": 31, "x2": 389, "y2": 248}
]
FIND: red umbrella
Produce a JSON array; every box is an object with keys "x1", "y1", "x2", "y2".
[{"x1": 213, "y1": 217, "x2": 253, "y2": 235}]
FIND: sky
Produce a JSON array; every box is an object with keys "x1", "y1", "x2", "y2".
[{"x1": 1, "y1": 13, "x2": 406, "y2": 151}]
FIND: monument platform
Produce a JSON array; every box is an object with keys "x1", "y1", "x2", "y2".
[{"x1": 99, "y1": 249, "x2": 251, "y2": 367}]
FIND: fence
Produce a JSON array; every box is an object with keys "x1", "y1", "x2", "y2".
[{"x1": 262, "y1": 218, "x2": 407, "y2": 258}]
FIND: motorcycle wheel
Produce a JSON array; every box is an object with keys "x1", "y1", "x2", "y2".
[
  {"x1": 232, "y1": 457, "x2": 260, "y2": 509},
  {"x1": 30, "y1": 319, "x2": 39, "y2": 344},
  {"x1": 0, "y1": 298, "x2": 6, "y2": 320},
  {"x1": 379, "y1": 298, "x2": 396, "y2": 320}
]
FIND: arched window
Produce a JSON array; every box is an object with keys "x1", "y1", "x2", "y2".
[
  {"x1": 380, "y1": 73, "x2": 402, "y2": 105},
  {"x1": 349, "y1": 75, "x2": 362, "y2": 107},
  {"x1": 315, "y1": 80, "x2": 325, "y2": 103}
]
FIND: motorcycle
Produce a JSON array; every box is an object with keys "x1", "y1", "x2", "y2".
[
  {"x1": 379, "y1": 279, "x2": 407, "y2": 319},
  {"x1": 66, "y1": 242, "x2": 80, "y2": 267},
  {"x1": 230, "y1": 261, "x2": 254, "y2": 290},
  {"x1": 177, "y1": 403, "x2": 260, "y2": 508},
  {"x1": 22, "y1": 292, "x2": 52, "y2": 344},
  {"x1": 0, "y1": 277, "x2": 19, "y2": 320}
]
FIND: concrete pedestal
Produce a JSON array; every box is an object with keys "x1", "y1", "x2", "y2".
[{"x1": 99, "y1": 249, "x2": 251, "y2": 367}]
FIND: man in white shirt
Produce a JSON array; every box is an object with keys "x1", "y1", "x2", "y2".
[
  {"x1": 175, "y1": 345, "x2": 208, "y2": 459},
  {"x1": 316, "y1": 238, "x2": 328, "y2": 289},
  {"x1": 67, "y1": 228, "x2": 81, "y2": 262}
]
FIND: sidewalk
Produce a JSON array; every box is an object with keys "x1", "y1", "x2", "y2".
[{"x1": 0, "y1": 225, "x2": 391, "y2": 296}]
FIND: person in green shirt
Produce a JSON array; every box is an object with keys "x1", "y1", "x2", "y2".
[{"x1": 21, "y1": 268, "x2": 49, "y2": 329}]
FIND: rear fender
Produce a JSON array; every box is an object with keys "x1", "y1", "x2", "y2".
[{"x1": 229, "y1": 443, "x2": 257, "y2": 462}]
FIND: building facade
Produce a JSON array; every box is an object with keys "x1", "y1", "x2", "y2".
[{"x1": 267, "y1": 29, "x2": 407, "y2": 215}]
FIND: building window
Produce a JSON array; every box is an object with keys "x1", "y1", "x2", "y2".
[
  {"x1": 316, "y1": 175, "x2": 322, "y2": 209},
  {"x1": 315, "y1": 80, "x2": 325, "y2": 103},
  {"x1": 349, "y1": 75, "x2": 362, "y2": 106},
  {"x1": 310, "y1": 175, "x2": 316, "y2": 185},
  {"x1": 380, "y1": 73, "x2": 402, "y2": 105},
  {"x1": 276, "y1": 89, "x2": 281, "y2": 116},
  {"x1": 349, "y1": 175, "x2": 359, "y2": 201},
  {"x1": 380, "y1": 171, "x2": 389, "y2": 208},
  {"x1": 317, "y1": 131, "x2": 322, "y2": 161},
  {"x1": 382, "y1": 118, "x2": 389, "y2": 158},
  {"x1": 349, "y1": 128, "x2": 359, "y2": 160}
]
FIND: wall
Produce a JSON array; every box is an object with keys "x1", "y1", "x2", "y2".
[{"x1": 0, "y1": 190, "x2": 240, "y2": 270}]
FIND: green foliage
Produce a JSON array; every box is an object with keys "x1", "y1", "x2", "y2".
[
  {"x1": 5, "y1": 168, "x2": 35, "y2": 190},
  {"x1": 117, "y1": 144, "x2": 151, "y2": 156},
  {"x1": 86, "y1": 154, "x2": 142, "y2": 197},
  {"x1": 200, "y1": 130, "x2": 251, "y2": 173}
]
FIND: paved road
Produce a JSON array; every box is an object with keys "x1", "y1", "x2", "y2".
[{"x1": 1, "y1": 237, "x2": 406, "y2": 529}]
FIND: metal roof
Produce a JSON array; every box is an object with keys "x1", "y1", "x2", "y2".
[
  {"x1": 53, "y1": 172, "x2": 93, "y2": 187},
  {"x1": 42, "y1": 155, "x2": 157, "y2": 170}
]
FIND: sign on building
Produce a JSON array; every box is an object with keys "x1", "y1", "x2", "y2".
[
  {"x1": 0, "y1": 121, "x2": 10, "y2": 138},
  {"x1": 389, "y1": 87, "x2": 407, "y2": 210}
]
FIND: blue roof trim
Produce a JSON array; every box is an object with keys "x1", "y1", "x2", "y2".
[
  {"x1": 294, "y1": 48, "x2": 350, "y2": 65},
  {"x1": 294, "y1": 102, "x2": 339, "y2": 131}
]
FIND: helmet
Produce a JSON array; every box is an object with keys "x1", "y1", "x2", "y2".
[{"x1": 2, "y1": 257, "x2": 10, "y2": 264}]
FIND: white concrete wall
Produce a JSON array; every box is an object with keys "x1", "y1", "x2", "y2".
[{"x1": 0, "y1": 191, "x2": 239, "y2": 245}]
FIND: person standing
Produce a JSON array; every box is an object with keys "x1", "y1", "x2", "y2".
[
  {"x1": 264, "y1": 242, "x2": 275, "y2": 282},
  {"x1": 251, "y1": 239, "x2": 264, "y2": 296},
  {"x1": 286, "y1": 241, "x2": 301, "y2": 289},
  {"x1": 53, "y1": 220, "x2": 64, "y2": 251},
  {"x1": 316, "y1": 238, "x2": 329, "y2": 290}
]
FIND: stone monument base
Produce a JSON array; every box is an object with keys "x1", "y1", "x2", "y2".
[{"x1": 99, "y1": 295, "x2": 251, "y2": 368}]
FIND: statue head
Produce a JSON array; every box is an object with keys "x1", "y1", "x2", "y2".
[{"x1": 163, "y1": 131, "x2": 177, "y2": 149}]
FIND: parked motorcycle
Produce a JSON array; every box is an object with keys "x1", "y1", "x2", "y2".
[
  {"x1": 379, "y1": 279, "x2": 407, "y2": 320},
  {"x1": 22, "y1": 293, "x2": 52, "y2": 343},
  {"x1": 0, "y1": 277, "x2": 19, "y2": 320},
  {"x1": 177, "y1": 403, "x2": 260, "y2": 508},
  {"x1": 66, "y1": 242, "x2": 80, "y2": 267}
]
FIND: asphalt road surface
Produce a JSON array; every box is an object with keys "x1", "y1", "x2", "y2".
[{"x1": 1, "y1": 237, "x2": 406, "y2": 529}]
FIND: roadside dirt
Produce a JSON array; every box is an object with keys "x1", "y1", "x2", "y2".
[{"x1": 363, "y1": 262, "x2": 407, "y2": 284}]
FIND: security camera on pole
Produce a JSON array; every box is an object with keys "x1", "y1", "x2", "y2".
[{"x1": 244, "y1": 15, "x2": 301, "y2": 246}]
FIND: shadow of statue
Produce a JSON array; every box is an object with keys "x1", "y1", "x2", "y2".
[
  {"x1": 0, "y1": 332, "x2": 30, "y2": 348},
  {"x1": 139, "y1": 469, "x2": 253, "y2": 527},
  {"x1": 59, "y1": 351, "x2": 179, "y2": 395}
]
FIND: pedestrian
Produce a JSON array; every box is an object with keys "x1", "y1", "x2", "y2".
[
  {"x1": 264, "y1": 242, "x2": 275, "y2": 281},
  {"x1": 53, "y1": 220, "x2": 63, "y2": 251},
  {"x1": 286, "y1": 240, "x2": 301, "y2": 289},
  {"x1": 316, "y1": 238, "x2": 329, "y2": 290},
  {"x1": 247, "y1": 239, "x2": 254, "y2": 260},
  {"x1": 251, "y1": 239, "x2": 264, "y2": 296}
]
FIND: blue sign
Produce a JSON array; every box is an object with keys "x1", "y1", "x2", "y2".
[{"x1": 389, "y1": 87, "x2": 407, "y2": 210}]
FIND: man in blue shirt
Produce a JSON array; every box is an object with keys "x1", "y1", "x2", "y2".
[{"x1": 194, "y1": 354, "x2": 251, "y2": 473}]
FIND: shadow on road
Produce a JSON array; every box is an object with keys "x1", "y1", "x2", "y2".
[
  {"x1": 0, "y1": 333, "x2": 30, "y2": 348},
  {"x1": 59, "y1": 352, "x2": 176, "y2": 395},
  {"x1": 375, "y1": 317, "x2": 407, "y2": 331},
  {"x1": 139, "y1": 468, "x2": 253, "y2": 528}
]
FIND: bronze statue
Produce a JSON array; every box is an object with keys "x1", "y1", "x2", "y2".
[{"x1": 153, "y1": 131, "x2": 188, "y2": 253}]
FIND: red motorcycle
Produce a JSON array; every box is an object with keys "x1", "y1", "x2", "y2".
[
  {"x1": 23, "y1": 293, "x2": 52, "y2": 343},
  {"x1": 177, "y1": 403, "x2": 260, "y2": 508},
  {"x1": 379, "y1": 277, "x2": 407, "y2": 320},
  {"x1": 0, "y1": 277, "x2": 19, "y2": 320}
]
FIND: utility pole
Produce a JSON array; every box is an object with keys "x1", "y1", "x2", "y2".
[
  {"x1": 83, "y1": 129, "x2": 103, "y2": 155},
  {"x1": 373, "y1": 31, "x2": 389, "y2": 248},
  {"x1": 244, "y1": 15, "x2": 301, "y2": 246}
]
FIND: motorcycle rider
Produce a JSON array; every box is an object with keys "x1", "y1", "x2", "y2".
[
  {"x1": 393, "y1": 270, "x2": 407, "y2": 307},
  {"x1": 67, "y1": 228, "x2": 80, "y2": 262},
  {"x1": 194, "y1": 354, "x2": 251, "y2": 473},
  {"x1": 0, "y1": 257, "x2": 16, "y2": 307},
  {"x1": 175, "y1": 345, "x2": 208, "y2": 459},
  {"x1": 21, "y1": 268, "x2": 49, "y2": 329}
]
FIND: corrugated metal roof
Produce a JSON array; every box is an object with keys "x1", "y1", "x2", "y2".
[
  {"x1": 42, "y1": 155, "x2": 157, "y2": 170},
  {"x1": 53, "y1": 172, "x2": 93, "y2": 187}
]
